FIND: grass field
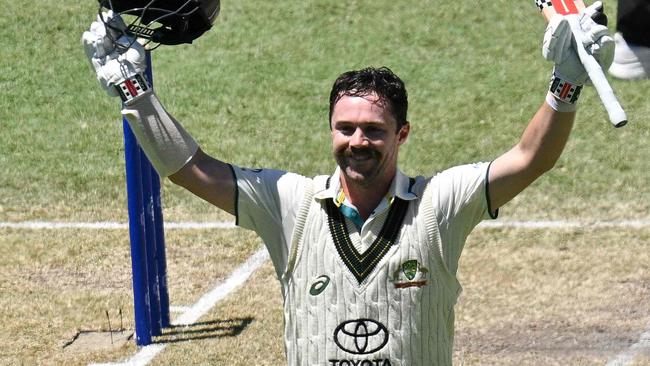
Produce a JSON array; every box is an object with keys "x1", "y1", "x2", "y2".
[{"x1": 1, "y1": 0, "x2": 649, "y2": 365}]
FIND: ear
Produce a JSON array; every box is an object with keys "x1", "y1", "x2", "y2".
[{"x1": 397, "y1": 122, "x2": 410, "y2": 145}]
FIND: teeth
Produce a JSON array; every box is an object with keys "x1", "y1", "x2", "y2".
[
  {"x1": 350, "y1": 155, "x2": 371, "y2": 161},
  {"x1": 345, "y1": 149, "x2": 375, "y2": 163}
]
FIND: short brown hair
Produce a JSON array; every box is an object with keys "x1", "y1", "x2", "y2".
[{"x1": 329, "y1": 67, "x2": 408, "y2": 131}]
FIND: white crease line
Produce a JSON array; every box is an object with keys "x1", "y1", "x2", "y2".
[
  {"x1": 165, "y1": 221, "x2": 237, "y2": 229},
  {"x1": 3, "y1": 220, "x2": 650, "y2": 230},
  {"x1": 0, "y1": 221, "x2": 236, "y2": 229},
  {"x1": 89, "y1": 247, "x2": 269, "y2": 366},
  {"x1": 606, "y1": 327, "x2": 650, "y2": 366},
  {"x1": 168, "y1": 306, "x2": 190, "y2": 313},
  {"x1": 12, "y1": 217, "x2": 648, "y2": 365},
  {"x1": 477, "y1": 220, "x2": 650, "y2": 229},
  {"x1": 173, "y1": 247, "x2": 269, "y2": 326},
  {"x1": 0, "y1": 221, "x2": 129, "y2": 229},
  {"x1": 89, "y1": 344, "x2": 165, "y2": 366}
]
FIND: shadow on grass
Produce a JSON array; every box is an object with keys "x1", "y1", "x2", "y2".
[{"x1": 155, "y1": 317, "x2": 254, "y2": 344}]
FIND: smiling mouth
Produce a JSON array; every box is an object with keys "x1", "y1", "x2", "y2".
[
  {"x1": 346, "y1": 155, "x2": 376, "y2": 167},
  {"x1": 347, "y1": 149, "x2": 376, "y2": 162},
  {"x1": 349, "y1": 154, "x2": 372, "y2": 162}
]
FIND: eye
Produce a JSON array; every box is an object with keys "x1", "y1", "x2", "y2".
[
  {"x1": 336, "y1": 124, "x2": 355, "y2": 136},
  {"x1": 363, "y1": 126, "x2": 385, "y2": 138}
]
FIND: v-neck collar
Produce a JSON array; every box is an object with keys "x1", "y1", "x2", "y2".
[{"x1": 323, "y1": 177, "x2": 413, "y2": 285}]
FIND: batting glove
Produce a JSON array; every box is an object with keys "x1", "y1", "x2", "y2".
[
  {"x1": 542, "y1": 1, "x2": 614, "y2": 103},
  {"x1": 82, "y1": 11, "x2": 151, "y2": 103}
]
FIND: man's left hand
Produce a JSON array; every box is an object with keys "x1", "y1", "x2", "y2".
[{"x1": 542, "y1": 1, "x2": 615, "y2": 86}]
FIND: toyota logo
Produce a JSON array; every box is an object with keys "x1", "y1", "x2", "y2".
[{"x1": 333, "y1": 319, "x2": 389, "y2": 355}]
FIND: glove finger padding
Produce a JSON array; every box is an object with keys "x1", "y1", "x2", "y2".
[
  {"x1": 584, "y1": 24, "x2": 615, "y2": 70},
  {"x1": 542, "y1": 1, "x2": 614, "y2": 86},
  {"x1": 578, "y1": 2, "x2": 611, "y2": 51},
  {"x1": 86, "y1": 17, "x2": 114, "y2": 58},
  {"x1": 90, "y1": 57, "x2": 119, "y2": 97},
  {"x1": 82, "y1": 30, "x2": 100, "y2": 67},
  {"x1": 543, "y1": 15, "x2": 572, "y2": 64},
  {"x1": 580, "y1": 1, "x2": 605, "y2": 25},
  {"x1": 98, "y1": 10, "x2": 128, "y2": 42},
  {"x1": 576, "y1": 2, "x2": 615, "y2": 81},
  {"x1": 116, "y1": 36, "x2": 147, "y2": 71},
  {"x1": 82, "y1": 12, "x2": 148, "y2": 99},
  {"x1": 544, "y1": 15, "x2": 585, "y2": 84}
]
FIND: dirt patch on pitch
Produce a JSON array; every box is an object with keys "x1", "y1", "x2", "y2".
[{"x1": 63, "y1": 330, "x2": 133, "y2": 352}]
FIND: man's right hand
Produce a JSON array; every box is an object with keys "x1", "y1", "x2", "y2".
[
  {"x1": 81, "y1": 11, "x2": 235, "y2": 215},
  {"x1": 82, "y1": 11, "x2": 150, "y2": 102}
]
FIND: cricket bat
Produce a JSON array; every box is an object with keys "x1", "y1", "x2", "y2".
[{"x1": 539, "y1": 0, "x2": 627, "y2": 127}]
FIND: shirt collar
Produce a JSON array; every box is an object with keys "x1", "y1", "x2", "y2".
[{"x1": 314, "y1": 166, "x2": 419, "y2": 201}]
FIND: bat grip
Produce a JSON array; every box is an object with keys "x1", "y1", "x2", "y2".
[{"x1": 566, "y1": 16, "x2": 628, "y2": 127}]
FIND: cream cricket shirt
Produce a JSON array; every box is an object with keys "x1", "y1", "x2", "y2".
[{"x1": 231, "y1": 163, "x2": 497, "y2": 365}]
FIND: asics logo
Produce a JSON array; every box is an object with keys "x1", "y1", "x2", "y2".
[{"x1": 309, "y1": 275, "x2": 330, "y2": 296}]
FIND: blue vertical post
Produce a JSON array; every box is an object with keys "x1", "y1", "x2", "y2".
[
  {"x1": 124, "y1": 49, "x2": 170, "y2": 346},
  {"x1": 152, "y1": 169, "x2": 171, "y2": 328},
  {"x1": 140, "y1": 153, "x2": 162, "y2": 336},
  {"x1": 124, "y1": 117, "x2": 152, "y2": 346}
]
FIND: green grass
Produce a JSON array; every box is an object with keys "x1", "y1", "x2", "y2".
[
  {"x1": 1, "y1": 0, "x2": 649, "y2": 365},
  {"x1": 1, "y1": 0, "x2": 648, "y2": 222},
  {"x1": 0, "y1": 228, "x2": 261, "y2": 365}
]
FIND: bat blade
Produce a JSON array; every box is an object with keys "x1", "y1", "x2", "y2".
[
  {"x1": 541, "y1": 0, "x2": 627, "y2": 127},
  {"x1": 551, "y1": 0, "x2": 579, "y2": 14}
]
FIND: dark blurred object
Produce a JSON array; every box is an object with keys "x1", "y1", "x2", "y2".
[{"x1": 99, "y1": 0, "x2": 220, "y2": 45}]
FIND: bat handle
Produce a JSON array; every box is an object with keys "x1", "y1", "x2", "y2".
[{"x1": 566, "y1": 16, "x2": 628, "y2": 128}]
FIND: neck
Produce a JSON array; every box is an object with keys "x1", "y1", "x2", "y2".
[{"x1": 340, "y1": 173, "x2": 394, "y2": 220}]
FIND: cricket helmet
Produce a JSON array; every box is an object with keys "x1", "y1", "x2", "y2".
[{"x1": 98, "y1": 0, "x2": 220, "y2": 46}]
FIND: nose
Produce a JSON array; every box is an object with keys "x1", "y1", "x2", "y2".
[{"x1": 349, "y1": 127, "x2": 369, "y2": 148}]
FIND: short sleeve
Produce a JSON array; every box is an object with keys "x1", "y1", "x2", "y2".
[
  {"x1": 230, "y1": 165, "x2": 309, "y2": 276},
  {"x1": 430, "y1": 162, "x2": 497, "y2": 275}
]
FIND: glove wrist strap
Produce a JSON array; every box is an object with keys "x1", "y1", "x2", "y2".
[
  {"x1": 549, "y1": 74, "x2": 583, "y2": 104},
  {"x1": 115, "y1": 74, "x2": 151, "y2": 103},
  {"x1": 546, "y1": 92, "x2": 578, "y2": 112}
]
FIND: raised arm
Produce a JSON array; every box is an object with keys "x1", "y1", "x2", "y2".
[
  {"x1": 488, "y1": 103, "x2": 574, "y2": 210},
  {"x1": 487, "y1": 1, "x2": 614, "y2": 210},
  {"x1": 82, "y1": 12, "x2": 236, "y2": 215},
  {"x1": 168, "y1": 148, "x2": 236, "y2": 215}
]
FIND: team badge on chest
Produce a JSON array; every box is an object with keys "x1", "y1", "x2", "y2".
[{"x1": 391, "y1": 259, "x2": 428, "y2": 289}]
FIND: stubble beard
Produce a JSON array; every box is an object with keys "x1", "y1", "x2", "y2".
[{"x1": 336, "y1": 148, "x2": 384, "y2": 188}]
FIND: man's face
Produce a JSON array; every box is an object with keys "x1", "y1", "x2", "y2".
[{"x1": 330, "y1": 94, "x2": 409, "y2": 187}]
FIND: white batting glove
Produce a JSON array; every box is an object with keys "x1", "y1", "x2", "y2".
[
  {"x1": 82, "y1": 11, "x2": 151, "y2": 103},
  {"x1": 543, "y1": 1, "x2": 615, "y2": 86}
]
